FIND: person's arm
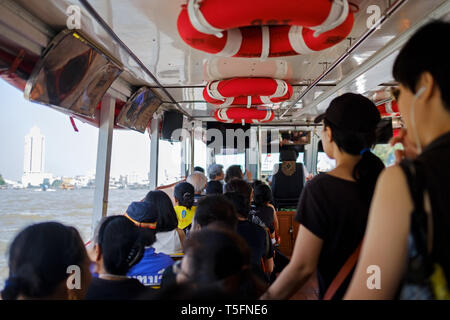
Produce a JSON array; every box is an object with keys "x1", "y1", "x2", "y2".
[
  {"x1": 263, "y1": 257, "x2": 274, "y2": 274},
  {"x1": 344, "y1": 166, "x2": 413, "y2": 299},
  {"x1": 260, "y1": 225, "x2": 323, "y2": 300},
  {"x1": 268, "y1": 204, "x2": 280, "y2": 236},
  {"x1": 176, "y1": 228, "x2": 186, "y2": 250}
]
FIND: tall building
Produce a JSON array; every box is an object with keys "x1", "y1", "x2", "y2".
[
  {"x1": 23, "y1": 126, "x2": 45, "y2": 174},
  {"x1": 22, "y1": 126, "x2": 52, "y2": 187}
]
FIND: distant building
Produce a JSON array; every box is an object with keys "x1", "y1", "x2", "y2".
[{"x1": 21, "y1": 126, "x2": 53, "y2": 187}]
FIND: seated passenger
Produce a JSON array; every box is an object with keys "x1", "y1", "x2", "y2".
[
  {"x1": 1, "y1": 222, "x2": 91, "y2": 300},
  {"x1": 345, "y1": 21, "x2": 450, "y2": 300},
  {"x1": 173, "y1": 227, "x2": 267, "y2": 299},
  {"x1": 252, "y1": 183, "x2": 279, "y2": 238},
  {"x1": 191, "y1": 195, "x2": 238, "y2": 231},
  {"x1": 186, "y1": 172, "x2": 208, "y2": 205},
  {"x1": 143, "y1": 190, "x2": 185, "y2": 256},
  {"x1": 86, "y1": 216, "x2": 149, "y2": 300},
  {"x1": 123, "y1": 202, "x2": 175, "y2": 287},
  {"x1": 224, "y1": 192, "x2": 274, "y2": 283},
  {"x1": 160, "y1": 195, "x2": 238, "y2": 289},
  {"x1": 173, "y1": 182, "x2": 196, "y2": 233},
  {"x1": 270, "y1": 148, "x2": 308, "y2": 209},
  {"x1": 224, "y1": 165, "x2": 244, "y2": 184},
  {"x1": 261, "y1": 93, "x2": 385, "y2": 300},
  {"x1": 224, "y1": 178, "x2": 266, "y2": 228},
  {"x1": 206, "y1": 164, "x2": 224, "y2": 195}
]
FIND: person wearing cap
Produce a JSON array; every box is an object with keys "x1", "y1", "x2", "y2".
[
  {"x1": 206, "y1": 164, "x2": 224, "y2": 195},
  {"x1": 124, "y1": 200, "x2": 175, "y2": 288},
  {"x1": 261, "y1": 93, "x2": 385, "y2": 300},
  {"x1": 173, "y1": 182, "x2": 196, "y2": 233}
]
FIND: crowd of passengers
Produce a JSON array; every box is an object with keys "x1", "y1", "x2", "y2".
[{"x1": 1, "y1": 21, "x2": 450, "y2": 300}]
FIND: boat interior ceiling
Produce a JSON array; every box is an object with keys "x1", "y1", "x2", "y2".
[{"x1": 3, "y1": 0, "x2": 450, "y2": 128}]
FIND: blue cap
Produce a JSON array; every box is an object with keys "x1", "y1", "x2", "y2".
[{"x1": 125, "y1": 201, "x2": 158, "y2": 223}]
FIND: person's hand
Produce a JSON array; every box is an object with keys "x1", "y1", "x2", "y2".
[
  {"x1": 305, "y1": 174, "x2": 314, "y2": 182},
  {"x1": 389, "y1": 128, "x2": 419, "y2": 165}
]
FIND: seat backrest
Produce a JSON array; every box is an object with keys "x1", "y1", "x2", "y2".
[{"x1": 271, "y1": 162, "x2": 304, "y2": 208}]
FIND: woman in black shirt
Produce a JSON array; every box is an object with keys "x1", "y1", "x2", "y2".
[
  {"x1": 345, "y1": 21, "x2": 450, "y2": 299},
  {"x1": 252, "y1": 183, "x2": 279, "y2": 238},
  {"x1": 261, "y1": 93, "x2": 384, "y2": 300}
]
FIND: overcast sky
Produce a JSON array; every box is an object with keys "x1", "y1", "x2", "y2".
[{"x1": 0, "y1": 80, "x2": 150, "y2": 181}]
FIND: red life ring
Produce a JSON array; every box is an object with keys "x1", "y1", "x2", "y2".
[
  {"x1": 177, "y1": 0, "x2": 354, "y2": 59},
  {"x1": 214, "y1": 107, "x2": 275, "y2": 124},
  {"x1": 204, "y1": 78, "x2": 293, "y2": 107},
  {"x1": 377, "y1": 100, "x2": 399, "y2": 117}
]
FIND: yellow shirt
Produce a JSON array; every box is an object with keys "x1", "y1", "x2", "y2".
[{"x1": 174, "y1": 205, "x2": 196, "y2": 230}]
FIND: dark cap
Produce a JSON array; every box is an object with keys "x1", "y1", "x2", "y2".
[
  {"x1": 314, "y1": 93, "x2": 380, "y2": 132},
  {"x1": 125, "y1": 201, "x2": 158, "y2": 225}
]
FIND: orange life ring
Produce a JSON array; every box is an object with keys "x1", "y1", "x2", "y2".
[
  {"x1": 377, "y1": 100, "x2": 399, "y2": 117},
  {"x1": 177, "y1": 0, "x2": 354, "y2": 59},
  {"x1": 214, "y1": 107, "x2": 275, "y2": 124},
  {"x1": 204, "y1": 78, "x2": 293, "y2": 107}
]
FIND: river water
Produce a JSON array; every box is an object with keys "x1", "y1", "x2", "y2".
[{"x1": 0, "y1": 188, "x2": 150, "y2": 288}]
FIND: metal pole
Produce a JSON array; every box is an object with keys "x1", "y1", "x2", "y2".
[
  {"x1": 92, "y1": 95, "x2": 115, "y2": 236},
  {"x1": 149, "y1": 118, "x2": 160, "y2": 190},
  {"x1": 190, "y1": 128, "x2": 195, "y2": 174},
  {"x1": 257, "y1": 126, "x2": 262, "y2": 181}
]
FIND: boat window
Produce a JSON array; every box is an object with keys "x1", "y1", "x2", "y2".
[
  {"x1": 215, "y1": 150, "x2": 246, "y2": 173},
  {"x1": 194, "y1": 136, "x2": 207, "y2": 172},
  {"x1": 371, "y1": 143, "x2": 403, "y2": 167},
  {"x1": 317, "y1": 140, "x2": 336, "y2": 174},
  {"x1": 158, "y1": 140, "x2": 183, "y2": 186}
]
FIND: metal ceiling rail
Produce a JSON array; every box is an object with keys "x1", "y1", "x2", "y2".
[
  {"x1": 279, "y1": 0, "x2": 408, "y2": 119},
  {"x1": 291, "y1": 0, "x2": 450, "y2": 120},
  {"x1": 79, "y1": 0, "x2": 192, "y2": 119}
]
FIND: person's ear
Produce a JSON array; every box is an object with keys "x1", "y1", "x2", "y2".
[
  {"x1": 417, "y1": 72, "x2": 435, "y2": 102},
  {"x1": 94, "y1": 243, "x2": 102, "y2": 262},
  {"x1": 325, "y1": 126, "x2": 333, "y2": 143}
]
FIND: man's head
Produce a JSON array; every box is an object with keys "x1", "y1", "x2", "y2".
[
  {"x1": 207, "y1": 164, "x2": 224, "y2": 181},
  {"x1": 186, "y1": 172, "x2": 208, "y2": 195},
  {"x1": 192, "y1": 195, "x2": 238, "y2": 231}
]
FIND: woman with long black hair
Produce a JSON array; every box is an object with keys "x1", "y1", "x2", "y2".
[{"x1": 261, "y1": 93, "x2": 385, "y2": 300}]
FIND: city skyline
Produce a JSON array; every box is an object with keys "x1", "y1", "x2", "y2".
[{"x1": 0, "y1": 80, "x2": 151, "y2": 182}]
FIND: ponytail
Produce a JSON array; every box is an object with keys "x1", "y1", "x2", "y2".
[
  {"x1": 324, "y1": 118, "x2": 385, "y2": 204},
  {"x1": 353, "y1": 149, "x2": 385, "y2": 203},
  {"x1": 96, "y1": 216, "x2": 145, "y2": 275},
  {"x1": 174, "y1": 182, "x2": 195, "y2": 210},
  {"x1": 180, "y1": 192, "x2": 194, "y2": 210},
  {"x1": 2, "y1": 276, "x2": 26, "y2": 300},
  {"x1": 125, "y1": 237, "x2": 145, "y2": 269}
]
